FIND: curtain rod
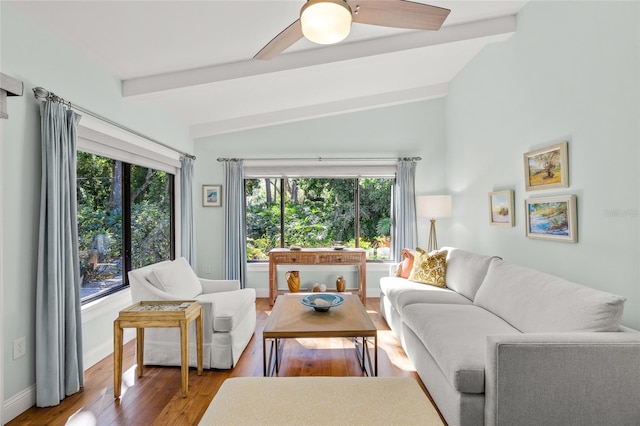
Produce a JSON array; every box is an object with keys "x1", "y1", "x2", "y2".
[
  {"x1": 216, "y1": 156, "x2": 421, "y2": 162},
  {"x1": 32, "y1": 87, "x2": 196, "y2": 160}
]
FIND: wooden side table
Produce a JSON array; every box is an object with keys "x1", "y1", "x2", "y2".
[
  {"x1": 268, "y1": 248, "x2": 367, "y2": 305},
  {"x1": 113, "y1": 300, "x2": 203, "y2": 398}
]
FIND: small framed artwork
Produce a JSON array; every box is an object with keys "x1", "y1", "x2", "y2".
[
  {"x1": 525, "y1": 195, "x2": 577, "y2": 242},
  {"x1": 524, "y1": 141, "x2": 568, "y2": 191},
  {"x1": 489, "y1": 190, "x2": 515, "y2": 227},
  {"x1": 202, "y1": 185, "x2": 222, "y2": 207}
]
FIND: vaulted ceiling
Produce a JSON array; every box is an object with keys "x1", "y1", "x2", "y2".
[{"x1": 8, "y1": 1, "x2": 528, "y2": 138}]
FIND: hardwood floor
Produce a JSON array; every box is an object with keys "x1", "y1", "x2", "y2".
[{"x1": 8, "y1": 298, "x2": 445, "y2": 426}]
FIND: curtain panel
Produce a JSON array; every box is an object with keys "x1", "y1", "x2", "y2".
[
  {"x1": 36, "y1": 101, "x2": 84, "y2": 406},
  {"x1": 180, "y1": 156, "x2": 196, "y2": 268},
  {"x1": 223, "y1": 160, "x2": 247, "y2": 287},
  {"x1": 391, "y1": 160, "x2": 418, "y2": 261}
]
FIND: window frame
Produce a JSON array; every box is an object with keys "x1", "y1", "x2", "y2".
[
  {"x1": 244, "y1": 175, "x2": 395, "y2": 263},
  {"x1": 77, "y1": 125, "x2": 180, "y2": 304}
]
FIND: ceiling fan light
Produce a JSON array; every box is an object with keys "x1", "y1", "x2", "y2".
[{"x1": 300, "y1": 0, "x2": 352, "y2": 45}]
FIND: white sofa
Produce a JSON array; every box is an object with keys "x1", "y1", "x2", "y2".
[
  {"x1": 380, "y1": 247, "x2": 640, "y2": 426},
  {"x1": 128, "y1": 257, "x2": 256, "y2": 369}
]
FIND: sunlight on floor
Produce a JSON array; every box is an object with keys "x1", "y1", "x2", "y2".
[
  {"x1": 65, "y1": 409, "x2": 96, "y2": 426},
  {"x1": 64, "y1": 386, "x2": 109, "y2": 426},
  {"x1": 378, "y1": 330, "x2": 416, "y2": 372}
]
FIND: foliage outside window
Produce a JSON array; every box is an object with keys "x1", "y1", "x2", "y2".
[
  {"x1": 245, "y1": 177, "x2": 393, "y2": 261},
  {"x1": 77, "y1": 152, "x2": 174, "y2": 303}
]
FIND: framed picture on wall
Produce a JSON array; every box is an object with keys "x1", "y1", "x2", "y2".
[
  {"x1": 524, "y1": 141, "x2": 569, "y2": 191},
  {"x1": 489, "y1": 190, "x2": 515, "y2": 227},
  {"x1": 203, "y1": 184, "x2": 222, "y2": 207},
  {"x1": 525, "y1": 195, "x2": 577, "y2": 242}
]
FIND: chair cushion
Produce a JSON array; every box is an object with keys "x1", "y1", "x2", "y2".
[
  {"x1": 197, "y1": 288, "x2": 256, "y2": 332},
  {"x1": 441, "y1": 247, "x2": 498, "y2": 301},
  {"x1": 402, "y1": 303, "x2": 520, "y2": 393},
  {"x1": 407, "y1": 248, "x2": 447, "y2": 287},
  {"x1": 474, "y1": 258, "x2": 626, "y2": 332},
  {"x1": 148, "y1": 257, "x2": 202, "y2": 299}
]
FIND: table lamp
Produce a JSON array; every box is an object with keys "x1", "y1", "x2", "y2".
[{"x1": 416, "y1": 195, "x2": 452, "y2": 252}]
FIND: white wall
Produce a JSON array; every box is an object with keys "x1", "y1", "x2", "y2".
[
  {"x1": 444, "y1": 0, "x2": 640, "y2": 328},
  {"x1": 1, "y1": 4, "x2": 191, "y2": 421},
  {"x1": 194, "y1": 99, "x2": 448, "y2": 293}
]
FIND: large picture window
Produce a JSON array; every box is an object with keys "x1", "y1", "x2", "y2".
[
  {"x1": 77, "y1": 151, "x2": 175, "y2": 303},
  {"x1": 245, "y1": 177, "x2": 393, "y2": 261}
]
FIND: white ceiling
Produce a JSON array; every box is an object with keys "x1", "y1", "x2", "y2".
[{"x1": 7, "y1": 1, "x2": 528, "y2": 138}]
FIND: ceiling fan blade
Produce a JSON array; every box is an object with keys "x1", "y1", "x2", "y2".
[
  {"x1": 351, "y1": 0, "x2": 450, "y2": 31},
  {"x1": 254, "y1": 19, "x2": 304, "y2": 60}
]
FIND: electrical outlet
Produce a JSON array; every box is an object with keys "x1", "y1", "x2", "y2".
[{"x1": 13, "y1": 336, "x2": 26, "y2": 359}]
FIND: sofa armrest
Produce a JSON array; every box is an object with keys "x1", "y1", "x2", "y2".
[
  {"x1": 485, "y1": 332, "x2": 640, "y2": 426},
  {"x1": 199, "y1": 278, "x2": 241, "y2": 294}
]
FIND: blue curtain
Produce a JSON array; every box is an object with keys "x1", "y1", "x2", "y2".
[
  {"x1": 35, "y1": 101, "x2": 84, "y2": 407},
  {"x1": 180, "y1": 156, "x2": 196, "y2": 268},
  {"x1": 223, "y1": 160, "x2": 247, "y2": 287},
  {"x1": 391, "y1": 159, "x2": 418, "y2": 261}
]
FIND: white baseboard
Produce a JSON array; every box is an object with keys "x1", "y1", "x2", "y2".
[{"x1": 3, "y1": 385, "x2": 35, "y2": 424}]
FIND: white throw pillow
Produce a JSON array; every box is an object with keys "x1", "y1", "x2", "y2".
[{"x1": 149, "y1": 257, "x2": 202, "y2": 299}]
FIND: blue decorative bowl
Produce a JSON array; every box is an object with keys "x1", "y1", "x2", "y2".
[{"x1": 301, "y1": 293, "x2": 344, "y2": 312}]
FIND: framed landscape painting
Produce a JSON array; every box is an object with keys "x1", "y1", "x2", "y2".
[
  {"x1": 203, "y1": 184, "x2": 222, "y2": 207},
  {"x1": 525, "y1": 195, "x2": 577, "y2": 242},
  {"x1": 524, "y1": 141, "x2": 568, "y2": 191},
  {"x1": 489, "y1": 190, "x2": 515, "y2": 227}
]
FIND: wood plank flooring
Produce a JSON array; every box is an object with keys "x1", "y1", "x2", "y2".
[{"x1": 7, "y1": 298, "x2": 445, "y2": 425}]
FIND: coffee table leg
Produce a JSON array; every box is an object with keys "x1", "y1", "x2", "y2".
[
  {"x1": 374, "y1": 334, "x2": 378, "y2": 376},
  {"x1": 354, "y1": 336, "x2": 377, "y2": 377}
]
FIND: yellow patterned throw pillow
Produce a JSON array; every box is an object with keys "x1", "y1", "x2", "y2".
[{"x1": 408, "y1": 248, "x2": 448, "y2": 287}]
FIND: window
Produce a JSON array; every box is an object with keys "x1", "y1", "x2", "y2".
[
  {"x1": 245, "y1": 177, "x2": 393, "y2": 261},
  {"x1": 77, "y1": 151, "x2": 175, "y2": 303}
]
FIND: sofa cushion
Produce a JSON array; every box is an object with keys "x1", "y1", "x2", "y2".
[
  {"x1": 395, "y1": 248, "x2": 415, "y2": 279},
  {"x1": 442, "y1": 247, "x2": 498, "y2": 301},
  {"x1": 196, "y1": 288, "x2": 256, "y2": 332},
  {"x1": 408, "y1": 248, "x2": 447, "y2": 287},
  {"x1": 381, "y1": 276, "x2": 472, "y2": 315},
  {"x1": 402, "y1": 303, "x2": 521, "y2": 394},
  {"x1": 474, "y1": 259, "x2": 626, "y2": 332},
  {"x1": 148, "y1": 257, "x2": 202, "y2": 299}
]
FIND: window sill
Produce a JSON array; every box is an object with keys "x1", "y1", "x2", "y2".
[{"x1": 81, "y1": 287, "x2": 132, "y2": 322}]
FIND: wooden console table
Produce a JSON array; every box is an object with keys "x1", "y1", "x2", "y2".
[
  {"x1": 113, "y1": 300, "x2": 203, "y2": 398},
  {"x1": 268, "y1": 248, "x2": 366, "y2": 305}
]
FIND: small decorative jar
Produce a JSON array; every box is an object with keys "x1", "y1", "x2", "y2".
[{"x1": 336, "y1": 275, "x2": 346, "y2": 292}]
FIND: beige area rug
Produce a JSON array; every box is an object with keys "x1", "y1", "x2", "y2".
[{"x1": 198, "y1": 377, "x2": 444, "y2": 426}]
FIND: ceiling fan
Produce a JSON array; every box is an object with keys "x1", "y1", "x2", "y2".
[{"x1": 254, "y1": 0, "x2": 451, "y2": 60}]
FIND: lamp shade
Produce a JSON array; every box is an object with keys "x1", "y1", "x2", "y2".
[
  {"x1": 417, "y1": 195, "x2": 452, "y2": 219},
  {"x1": 300, "y1": 0, "x2": 352, "y2": 45}
]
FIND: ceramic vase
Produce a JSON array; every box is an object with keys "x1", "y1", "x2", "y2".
[
  {"x1": 286, "y1": 271, "x2": 300, "y2": 292},
  {"x1": 336, "y1": 275, "x2": 346, "y2": 292}
]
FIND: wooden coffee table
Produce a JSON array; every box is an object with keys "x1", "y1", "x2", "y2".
[{"x1": 263, "y1": 293, "x2": 377, "y2": 376}]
